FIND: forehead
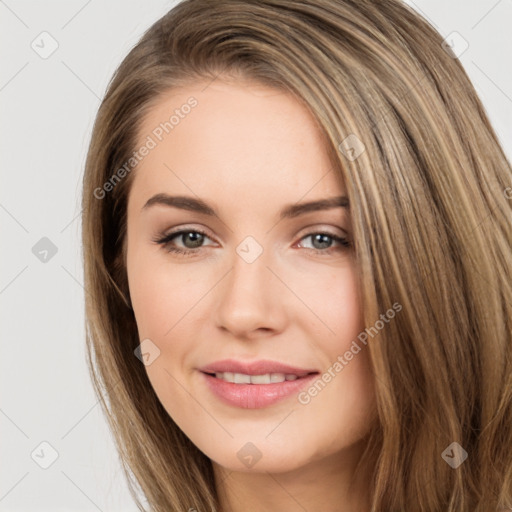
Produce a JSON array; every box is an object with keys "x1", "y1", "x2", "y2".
[{"x1": 128, "y1": 79, "x2": 344, "y2": 211}]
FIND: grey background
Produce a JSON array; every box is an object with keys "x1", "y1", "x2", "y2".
[{"x1": 1, "y1": 0, "x2": 511, "y2": 510}]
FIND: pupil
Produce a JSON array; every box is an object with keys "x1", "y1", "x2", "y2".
[
  {"x1": 181, "y1": 233, "x2": 333, "y2": 250},
  {"x1": 313, "y1": 234, "x2": 331, "y2": 249},
  {"x1": 185, "y1": 232, "x2": 203, "y2": 248}
]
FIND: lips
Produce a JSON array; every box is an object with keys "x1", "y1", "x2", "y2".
[
  {"x1": 201, "y1": 371, "x2": 318, "y2": 409},
  {"x1": 198, "y1": 358, "x2": 320, "y2": 408},
  {"x1": 199, "y1": 358, "x2": 318, "y2": 377}
]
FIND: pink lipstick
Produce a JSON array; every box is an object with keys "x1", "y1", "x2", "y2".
[{"x1": 199, "y1": 358, "x2": 319, "y2": 409}]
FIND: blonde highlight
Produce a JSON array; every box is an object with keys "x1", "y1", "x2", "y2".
[{"x1": 81, "y1": 1, "x2": 512, "y2": 510}]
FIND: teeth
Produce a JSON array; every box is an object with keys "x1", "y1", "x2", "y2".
[
  {"x1": 213, "y1": 372, "x2": 300, "y2": 384},
  {"x1": 234, "y1": 373, "x2": 251, "y2": 384}
]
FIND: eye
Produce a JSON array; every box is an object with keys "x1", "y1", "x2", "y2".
[
  {"x1": 152, "y1": 228, "x2": 214, "y2": 257},
  {"x1": 296, "y1": 232, "x2": 351, "y2": 255},
  {"x1": 152, "y1": 228, "x2": 351, "y2": 257}
]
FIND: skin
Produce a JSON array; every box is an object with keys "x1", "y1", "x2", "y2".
[{"x1": 125, "y1": 77, "x2": 376, "y2": 512}]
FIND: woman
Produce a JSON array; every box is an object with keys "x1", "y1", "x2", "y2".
[{"x1": 81, "y1": 0, "x2": 512, "y2": 510}]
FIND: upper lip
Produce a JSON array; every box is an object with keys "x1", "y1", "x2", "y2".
[{"x1": 199, "y1": 359, "x2": 319, "y2": 377}]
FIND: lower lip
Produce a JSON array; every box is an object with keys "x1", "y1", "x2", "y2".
[{"x1": 200, "y1": 371, "x2": 318, "y2": 409}]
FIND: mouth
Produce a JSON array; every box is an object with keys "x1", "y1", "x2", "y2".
[
  {"x1": 200, "y1": 370, "x2": 320, "y2": 409},
  {"x1": 201, "y1": 371, "x2": 318, "y2": 384}
]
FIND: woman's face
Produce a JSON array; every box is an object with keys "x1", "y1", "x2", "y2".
[{"x1": 125, "y1": 78, "x2": 375, "y2": 474}]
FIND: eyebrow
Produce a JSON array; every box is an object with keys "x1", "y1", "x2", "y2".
[{"x1": 141, "y1": 193, "x2": 349, "y2": 220}]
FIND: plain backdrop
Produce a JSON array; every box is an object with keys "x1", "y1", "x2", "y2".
[{"x1": 1, "y1": 0, "x2": 511, "y2": 510}]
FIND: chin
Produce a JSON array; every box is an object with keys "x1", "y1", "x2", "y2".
[{"x1": 211, "y1": 449, "x2": 306, "y2": 474}]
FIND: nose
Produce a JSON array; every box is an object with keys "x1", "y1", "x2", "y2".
[{"x1": 213, "y1": 245, "x2": 288, "y2": 340}]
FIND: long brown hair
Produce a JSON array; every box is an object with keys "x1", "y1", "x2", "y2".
[{"x1": 81, "y1": 1, "x2": 512, "y2": 510}]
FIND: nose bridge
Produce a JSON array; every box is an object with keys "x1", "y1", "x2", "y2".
[
  {"x1": 214, "y1": 235, "x2": 285, "y2": 335},
  {"x1": 227, "y1": 235, "x2": 273, "y2": 302}
]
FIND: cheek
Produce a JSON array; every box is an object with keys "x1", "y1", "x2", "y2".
[
  {"x1": 127, "y1": 248, "x2": 375, "y2": 463},
  {"x1": 127, "y1": 254, "x2": 215, "y2": 392},
  {"x1": 298, "y1": 266, "x2": 374, "y2": 432},
  {"x1": 127, "y1": 253, "x2": 207, "y2": 339},
  {"x1": 126, "y1": 259, "x2": 205, "y2": 417},
  {"x1": 306, "y1": 263, "x2": 365, "y2": 344}
]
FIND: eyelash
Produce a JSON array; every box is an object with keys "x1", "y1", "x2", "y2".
[{"x1": 152, "y1": 228, "x2": 351, "y2": 257}]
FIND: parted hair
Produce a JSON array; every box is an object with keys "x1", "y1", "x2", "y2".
[{"x1": 81, "y1": 0, "x2": 512, "y2": 510}]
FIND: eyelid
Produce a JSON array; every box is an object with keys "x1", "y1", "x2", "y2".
[
  {"x1": 153, "y1": 229, "x2": 351, "y2": 261},
  {"x1": 154, "y1": 227, "x2": 351, "y2": 261},
  {"x1": 160, "y1": 223, "x2": 348, "y2": 243},
  {"x1": 164, "y1": 224, "x2": 215, "y2": 237},
  {"x1": 296, "y1": 224, "x2": 349, "y2": 237},
  {"x1": 163, "y1": 225, "x2": 217, "y2": 245}
]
